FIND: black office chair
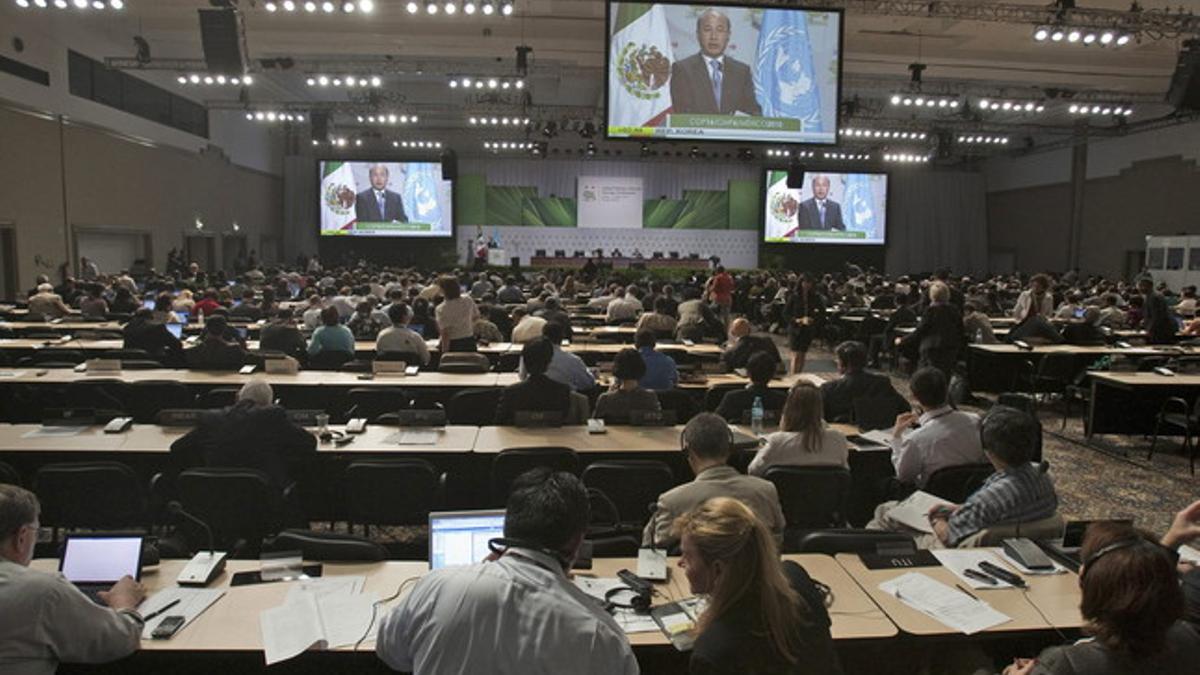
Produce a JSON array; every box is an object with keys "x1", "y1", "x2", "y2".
[
  {"x1": 795, "y1": 529, "x2": 917, "y2": 555},
  {"x1": 17, "y1": 350, "x2": 86, "y2": 366},
  {"x1": 654, "y1": 389, "x2": 700, "y2": 423},
  {"x1": 704, "y1": 384, "x2": 742, "y2": 412},
  {"x1": 64, "y1": 379, "x2": 129, "y2": 414},
  {"x1": 308, "y1": 350, "x2": 354, "y2": 371},
  {"x1": 852, "y1": 396, "x2": 910, "y2": 432},
  {"x1": 345, "y1": 460, "x2": 444, "y2": 540},
  {"x1": 0, "y1": 461, "x2": 22, "y2": 486},
  {"x1": 763, "y1": 466, "x2": 852, "y2": 551},
  {"x1": 439, "y1": 352, "x2": 490, "y2": 373},
  {"x1": 176, "y1": 468, "x2": 288, "y2": 558},
  {"x1": 344, "y1": 387, "x2": 410, "y2": 422},
  {"x1": 1149, "y1": 396, "x2": 1200, "y2": 475},
  {"x1": 127, "y1": 380, "x2": 196, "y2": 424},
  {"x1": 101, "y1": 348, "x2": 155, "y2": 362},
  {"x1": 446, "y1": 388, "x2": 502, "y2": 425},
  {"x1": 197, "y1": 387, "x2": 239, "y2": 409},
  {"x1": 924, "y1": 463, "x2": 994, "y2": 503},
  {"x1": 1022, "y1": 352, "x2": 1080, "y2": 405},
  {"x1": 33, "y1": 462, "x2": 147, "y2": 542},
  {"x1": 582, "y1": 461, "x2": 676, "y2": 532},
  {"x1": 490, "y1": 447, "x2": 579, "y2": 505},
  {"x1": 262, "y1": 529, "x2": 388, "y2": 562}
]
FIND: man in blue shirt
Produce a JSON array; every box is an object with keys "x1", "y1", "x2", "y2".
[
  {"x1": 518, "y1": 321, "x2": 595, "y2": 392},
  {"x1": 635, "y1": 330, "x2": 678, "y2": 391}
]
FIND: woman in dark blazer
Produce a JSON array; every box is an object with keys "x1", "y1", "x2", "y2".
[{"x1": 785, "y1": 275, "x2": 825, "y2": 375}]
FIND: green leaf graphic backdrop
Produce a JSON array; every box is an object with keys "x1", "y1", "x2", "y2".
[{"x1": 462, "y1": 177, "x2": 760, "y2": 230}]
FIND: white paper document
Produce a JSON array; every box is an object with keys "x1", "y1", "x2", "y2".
[
  {"x1": 22, "y1": 427, "x2": 86, "y2": 438},
  {"x1": 885, "y1": 490, "x2": 952, "y2": 534},
  {"x1": 572, "y1": 577, "x2": 660, "y2": 634},
  {"x1": 879, "y1": 572, "x2": 1011, "y2": 635},
  {"x1": 261, "y1": 588, "x2": 379, "y2": 664},
  {"x1": 139, "y1": 588, "x2": 225, "y2": 640},
  {"x1": 385, "y1": 430, "x2": 441, "y2": 445},
  {"x1": 1180, "y1": 544, "x2": 1200, "y2": 565},
  {"x1": 860, "y1": 429, "x2": 893, "y2": 446},
  {"x1": 932, "y1": 550, "x2": 1021, "y2": 589},
  {"x1": 285, "y1": 575, "x2": 366, "y2": 603}
]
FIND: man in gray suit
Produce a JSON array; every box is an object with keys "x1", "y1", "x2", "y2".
[
  {"x1": 791, "y1": 174, "x2": 845, "y2": 233},
  {"x1": 669, "y1": 8, "x2": 761, "y2": 117},
  {"x1": 642, "y1": 413, "x2": 784, "y2": 548},
  {"x1": 355, "y1": 164, "x2": 408, "y2": 223}
]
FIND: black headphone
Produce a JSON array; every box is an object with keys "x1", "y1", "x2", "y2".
[
  {"x1": 1079, "y1": 537, "x2": 1179, "y2": 580},
  {"x1": 603, "y1": 585, "x2": 652, "y2": 613},
  {"x1": 487, "y1": 537, "x2": 573, "y2": 572}
]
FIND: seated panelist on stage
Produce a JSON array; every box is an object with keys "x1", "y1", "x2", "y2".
[
  {"x1": 355, "y1": 164, "x2": 408, "y2": 223},
  {"x1": 674, "y1": 497, "x2": 842, "y2": 675},
  {"x1": 670, "y1": 8, "x2": 762, "y2": 117},
  {"x1": 376, "y1": 469, "x2": 639, "y2": 675},
  {"x1": 169, "y1": 380, "x2": 317, "y2": 490},
  {"x1": 0, "y1": 485, "x2": 146, "y2": 675},
  {"x1": 644, "y1": 413, "x2": 784, "y2": 549}
]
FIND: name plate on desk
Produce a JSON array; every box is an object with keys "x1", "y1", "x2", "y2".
[
  {"x1": 84, "y1": 358, "x2": 121, "y2": 374},
  {"x1": 264, "y1": 357, "x2": 300, "y2": 374},
  {"x1": 373, "y1": 361, "x2": 408, "y2": 376}
]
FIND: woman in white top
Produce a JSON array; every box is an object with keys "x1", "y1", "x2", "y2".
[
  {"x1": 748, "y1": 382, "x2": 848, "y2": 476},
  {"x1": 434, "y1": 275, "x2": 480, "y2": 352}
]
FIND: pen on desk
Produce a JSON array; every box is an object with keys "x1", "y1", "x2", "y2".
[
  {"x1": 955, "y1": 584, "x2": 980, "y2": 601},
  {"x1": 963, "y1": 568, "x2": 998, "y2": 585},
  {"x1": 142, "y1": 598, "x2": 181, "y2": 622}
]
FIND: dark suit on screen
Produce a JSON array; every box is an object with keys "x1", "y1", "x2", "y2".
[
  {"x1": 670, "y1": 53, "x2": 761, "y2": 116},
  {"x1": 796, "y1": 197, "x2": 846, "y2": 231},
  {"x1": 355, "y1": 188, "x2": 408, "y2": 223}
]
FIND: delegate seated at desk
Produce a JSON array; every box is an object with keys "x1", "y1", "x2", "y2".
[
  {"x1": 376, "y1": 469, "x2": 638, "y2": 675},
  {"x1": 888, "y1": 368, "x2": 985, "y2": 489},
  {"x1": 497, "y1": 338, "x2": 579, "y2": 425},
  {"x1": 0, "y1": 485, "x2": 146, "y2": 675}
]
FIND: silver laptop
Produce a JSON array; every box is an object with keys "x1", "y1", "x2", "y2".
[
  {"x1": 58, "y1": 534, "x2": 144, "y2": 604},
  {"x1": 428, "y1": 510, "x2": 505, "y2": 570}
]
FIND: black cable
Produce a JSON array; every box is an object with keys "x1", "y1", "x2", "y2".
[
  {"x1": 354, "y1": 576, "x2": 420, "y2": 651},
  {"x1": 1021, "y1": 586, "x2": 1070, "y2": 645}
]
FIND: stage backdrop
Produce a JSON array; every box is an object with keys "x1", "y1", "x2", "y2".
[{"x1": 577, "y1": 176, "x2": 644, "y2": 229}]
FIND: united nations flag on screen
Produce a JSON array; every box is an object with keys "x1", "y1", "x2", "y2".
[
  {"x1": 843, "y1": 174, "x2": 877, "y2": 236},
  {"x1": 754, "y1": 9, "x2": 823, "y2": 132},
  {"x1": 403, "y1": 163, "x2": 443, "y2": 227}
]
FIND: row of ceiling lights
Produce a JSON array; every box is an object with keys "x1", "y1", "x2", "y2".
[
  {"x1": 246, "y1": 111, "x2": 305, "y2": 122},
  {"x1": 305, "y1": 75, "x2": 383, "y2": 88},
  {"x1": 1032, "y1": 26, "x2": 1133, "y2": 46},
  {"x1": 14, "y1": 0, "x2": 122, "y2": 8},
  {"x1": 355, "y1": 113, "x2": 419, "y2": 124},
  {"x1": 404, "y1": 1, "x2": 513, "y2": 15},
  {"x1": 449, "y1": 77, "x2": 525, "y2": 90},
  {"x1": 177, "y1": 73, "x2": 252, "y2": 86},
  {"x1": 263, "y1": 1, "x2": 374, "y2": 12}
]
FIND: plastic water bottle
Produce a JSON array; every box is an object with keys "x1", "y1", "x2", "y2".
[
  {"x1": 751, "y1": 396, "x2": 764, "y2": 436},
  {"x1": 974, "y1": 328, "x2": 983, "y2": 344}
]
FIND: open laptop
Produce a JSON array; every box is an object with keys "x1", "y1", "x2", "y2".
[
  {"x1": 166, "y1": 323, "x2": 183, "y2": 339},
  {"x1": 428, "y1": 510, "x2": 505, "y2": 570},
  {"x1": 1038, "y1": 519, "x2": 1133, "y2": 572},
  {"x1": 58, "y1": 534, "x2": 144, "y2": 604}
]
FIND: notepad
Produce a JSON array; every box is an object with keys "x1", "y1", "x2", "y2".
[
  {"x1": 879, "y1": 572, "x2": 1011, "y2": 635},
  {"x1": 260, "y1": 589, "x2": 379, "y2": 664},
  {"x1": 885, "y1": 490, "x2": 953, "y2": 534},
  {"x1": 139, "y1": 587, "x2": 225, "y2": 640}
]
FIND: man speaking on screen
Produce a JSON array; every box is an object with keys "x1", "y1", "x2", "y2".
[
  {"x1": 794, "y1": 174, "x2": 845, "y2": 232},
  {"x1": 670, "y1": 7, "x2": 761, "y2": 116},
  {"x1": 355, "y1": 164, "x2": 408, "y2": 223}
]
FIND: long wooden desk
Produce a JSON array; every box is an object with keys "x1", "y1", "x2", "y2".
[
  {"x1": 1086, "y1": 371, "x2": 1200, "y2": 437},
  {"x1": 0, "y1": 367, "x2": 507, "y2": 389},
  {"x1": 0, "y1": 424, "x2": 480, "y2": 456},
  {"x1": 837, "y1": 550, "x2": 1083, "y2": 636},
  {"x1": 28, "y1": 552, "x2": 894, "y2": 652},
  {"x1": 966, "y1": 343, "x2": 1195, "y2": 393}
]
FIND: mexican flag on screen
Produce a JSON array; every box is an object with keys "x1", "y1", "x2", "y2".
[
  {"x1": 608, "y1": 3, "x2": 674, "y2": 127},
  {"x1": 320, "y1": 161, "x2": 357, "y2": 232}
]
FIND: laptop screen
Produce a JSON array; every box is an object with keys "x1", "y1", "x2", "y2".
[
  {"x1": 142, "y1": 299, "x2": 156, "y2": 311},
  {"x1": 429, "y1": 510, "x2": 505, "y2": 570},
  {"x1": 166, "y1": 323, "x2": 183, "y2": 339},
  {"x1": 59, "y1": 536, "x2": 143, "y2": 583}
]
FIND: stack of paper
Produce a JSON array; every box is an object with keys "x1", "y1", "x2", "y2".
[
  {"x1": 260, "y1": 581, "x2": 378, "y2": 664},
  {"x1": 879, "y1": 572, "x2": 1011, "y2": 634},
  {"x1": 886, "y1": 490, "x2": 953, "y2": 534},
  {"x1": 932, "y1": 550, "x2": 1023, "y2": 589}
]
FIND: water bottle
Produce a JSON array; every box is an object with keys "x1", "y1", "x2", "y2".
[
  {"x1": 974, "y1": 328, "x2": 983, "y2": 344},
  {"x1": 751, "y1": 396, "x2": 764, "y2": 436}
]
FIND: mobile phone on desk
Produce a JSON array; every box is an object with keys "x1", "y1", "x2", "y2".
[{"x1": 151, "y1": 616, "x2": 186, "y2": 639}]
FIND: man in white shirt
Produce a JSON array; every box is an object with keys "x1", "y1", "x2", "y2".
[
  {"x1": 890, "y1": 367, "x2": 986, "y2": 488},
  {"x1": 605, "y1": 286, "x2": 644, "y2": 324},
  {"x1": 0, "y1": 485, "x2": 145, "y2": 675},
  {"x1": 1011, "y1": 274, "x2": 1055, "y2": 323},
  {"x1": 376, "y1": 469, "x2": 639, "y2": 675},
  {"x1": 301, "y1": 295, "x2": 325, "y2": 330},
  {"x1": 510, "y1": 308, "x2": 547, "y2": 344},
  {"x1": 375, "y1": 302, "x2": 430, "y2": 365}
]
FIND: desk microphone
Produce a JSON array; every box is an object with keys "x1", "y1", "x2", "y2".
[
  {"x1": 636, "y1": 502, "x2": 668, "y2": 581},
  {"x1": 167, "y1": 501, "x2": 228, "y2": 586}
]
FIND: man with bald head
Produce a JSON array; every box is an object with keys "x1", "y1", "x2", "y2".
[
  {"x1": 721, "y1": 316, "x2": 782, "y2": 372},
  {"x1": 355, "y1": 163, "x2": 408, "y2": 223},
  {"x1": 670, "y1": 7, "x2": 762, "y2": 116},
  {"x1": 795, "y1": 174, "x2": 845, "y2": 232}
]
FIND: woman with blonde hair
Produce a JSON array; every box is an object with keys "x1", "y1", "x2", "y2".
[
  {"x1": 747, "y1": 382, "x2": 848, "y2": 476},
  {"x1": 673, "y1": 497, "x2": 841, "y2": 674}
]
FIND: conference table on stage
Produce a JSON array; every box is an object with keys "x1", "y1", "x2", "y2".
[
  {"x1": 28, "y1": 548, "x2": 1083, "y2": 671},
  {"x1": 529, "y1": 255, "x2": 712, "y2": 270}
]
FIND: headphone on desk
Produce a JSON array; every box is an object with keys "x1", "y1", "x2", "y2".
[{"x1": 487, "y1": 537, "x2": 573, "y2": 572}]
